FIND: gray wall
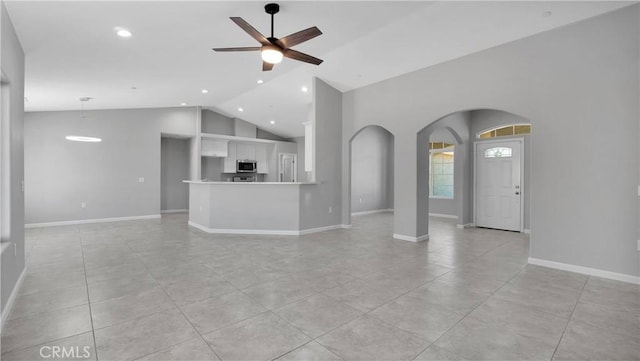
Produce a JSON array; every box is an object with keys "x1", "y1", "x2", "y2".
[
  {"x1": 342, "y1": 7, "x2": 639, "y2": 277},
  {"x1": 202, "y1": 109, "x2": 287, "y2": 141},
  {"x1": 161, "y1": 137, "x2": 189, "y2": 211},
  {"x1": 350, "y1": 126, "x2": 394, "y2": 213},
  {"x1": 201, "y1": 109, "x2": 234, "y2": 135},
  {"x1": 299, "y1": 78, "x2": 343, "y2": 230},
  {"x1": 1, "y1": 0, "x2": 26, "y2": 318},
  {"x1": 190, "y1": 183, "x2": 300, "y2": 231},
  {"x1": 25, "y1": 107, "x2": 197, "y2": 223},
  {"x1": 258, "y1": 128, "x2": 286, "y2": 141}
]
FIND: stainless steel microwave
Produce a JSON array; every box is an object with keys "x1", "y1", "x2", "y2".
[{"x1": 237, "y1": 160, "x2": 257, "y2": 173}]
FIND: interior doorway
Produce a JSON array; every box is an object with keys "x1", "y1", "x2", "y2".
[
  {"x1": 475, "y1": 138, "x2": 524, "y2": 232},
  {"x1": 160, "y1": 136, "x2": 190, "y2": 213},
  {"x1": 349, "y1": 126, "x2": 394, "y2": 216},
  {"x1": 279, "y1": 153, "x2": 297, "y2": 182}
]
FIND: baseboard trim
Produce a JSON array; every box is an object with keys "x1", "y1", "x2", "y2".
[
  {"x1": 341, "y1": 224, "x2": 352, "y2": 229},
  {"x1": 456, "y1": 223, "x2": 474, "y2": 229},
  {"x1": 298, "y1": 224, "x2": 345, "y2": 235},
  {"x1": 351, "y1": 209, "x2": 394, "y2": 216},
  {"x1": 160, "y1": 209, "x2": 188, "y2": 214},
  {"x1": 393, "y1": 233, "x2": 429, "y2": 243},
  {"x1": 528, "y1": 257, "x2": 640, "y2": 285},
  {"x1": 25, "y1": 214, "x2": 161, "y2": 228},
  {"x1": 523, "y1": 229, "x2": 531, "y2": 234},
  {"x1": 188, "y1": 221, "x2": 346, "y2": 236},
  {"x1": 1, "y1": 267, "x2": 26, "y2": 331},
  {"x1": 429, "y1": 213, "x2": 457, "y2": 220}
]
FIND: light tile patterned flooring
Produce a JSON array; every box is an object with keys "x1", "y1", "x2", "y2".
[{"x1": 2, "y1": 213, "x2": 638, "y2": 361}]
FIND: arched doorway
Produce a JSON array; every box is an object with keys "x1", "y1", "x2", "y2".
[
  {"x1": 346, "y1": 125, "x2": 394, "y2": 232},
  {"x1": 417, "y1": 109, "x2": 532, "y2": 239}
]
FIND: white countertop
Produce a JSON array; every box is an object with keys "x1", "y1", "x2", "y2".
[{"x1": 183, "y1": 180, "x2": 317, "y2": 185}]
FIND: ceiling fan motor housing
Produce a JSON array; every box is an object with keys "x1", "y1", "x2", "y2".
[{"x1": 265, "y1": 3, "x2": 280, "y2": 15}]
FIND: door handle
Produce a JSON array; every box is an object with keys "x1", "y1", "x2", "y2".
[{"x1": 515, "y1": 191, "x2": 520, "y2": 195}]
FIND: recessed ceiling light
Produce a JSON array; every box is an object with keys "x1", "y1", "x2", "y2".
[
  {"x1": 542, "y1": 11, "x2": 552, "y2": 17},
  {"x1": 115, "y1": 28, "x2": 132, "y2": 38},
  {"x1": 257, "y1": 79, "x2": 264, "y2": 84},
  {"x1": 270, "y1": 120, "x2": 275, "y2": 124},
  {"x1": 201, "y1": 89, "x2": 208, "y2": 94},
  {"x1": 301, "y1": 86, "x2": 308, "y2": 93},
  {"x1": 238, "y1": 107, "x2": 244, "y2": 112},
  {"x1": 180, "y1": 102, "x2": 188, "y2": 106}
]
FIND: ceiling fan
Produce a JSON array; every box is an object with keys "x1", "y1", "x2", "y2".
[{"x1": 213, "y1": 3, "x2": 323, "y2": 71}]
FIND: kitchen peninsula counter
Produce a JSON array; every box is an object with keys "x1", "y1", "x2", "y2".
[{"x1": 184, "y1": 181, "x2": 330, "y2": 235}]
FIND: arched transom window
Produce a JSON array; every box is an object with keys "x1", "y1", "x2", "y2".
[{"x1": 478, "y1": 124, "x2": 531, "y2": 139}]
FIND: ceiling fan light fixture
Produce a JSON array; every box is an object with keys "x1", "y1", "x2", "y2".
[
  {"x1": 66, "y1": 135, "x2": 102, "y2": 142},
  {"x1": 261, "y1": 45, "x2": 283, "y2": 64}
]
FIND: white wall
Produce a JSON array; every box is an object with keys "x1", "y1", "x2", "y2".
[
  {"x1": 24, "y1": 107, "x2": 197, "y2": 224},
  {"x1": 161, "y1": 137, "x2": 190, "y2": 211},
  {"x1": 1, "y1": 0, "x2": 26, "y2": 319},
  {"x1": 342, "y1": 7, "x2": 639, "y2": 277},
  {"x1": 350, "y1": 126, "x2": 394, "y2": 213}
]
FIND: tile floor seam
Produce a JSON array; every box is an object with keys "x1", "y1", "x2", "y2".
[
  {"x1": 79, "y1": 230, "x2": 100, "y2": 361},
  {"x1": 127, "y1": 244, "x2": 226, "y2": 361},
  {"x1": 408, "y1": 262, "x2": 530, "y2": 361},
  {"x1": 549, "y1": 275, "x2": 590, "y2": 361},
  {"x1": 266, "y1": 339, "x2": 316, "y2": 361}
]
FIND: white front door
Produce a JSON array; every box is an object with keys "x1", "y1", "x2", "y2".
[{"x1": 475, "y1": 139, "x2": 523, "y2": 232}]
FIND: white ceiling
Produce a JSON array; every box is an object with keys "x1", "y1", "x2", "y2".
[{"x1": 5, "y1": 1, "x2": 633, "y2": 137}]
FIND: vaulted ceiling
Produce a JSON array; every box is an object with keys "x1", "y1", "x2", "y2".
[{"x1": 5, "y1": 1, "x2": 632, "y2": 137}]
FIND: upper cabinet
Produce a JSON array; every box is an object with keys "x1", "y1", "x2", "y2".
[
  {"x1": 223, "y1": 143, "x2": 237, "y2": 173},
  {"x1": 236, "y1": 142, "x2": 256, "y2": 161},
  {"x1": 255, "y1": 144, "x2": 268, "y2": 174},
  {"x1": 201, "y1": 139, "x2": 228, "y2": 157}
]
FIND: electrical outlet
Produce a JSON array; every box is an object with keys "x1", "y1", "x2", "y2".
[
  {"x1": 329, "y1": 207, "x2": 332, "y2": 214},
  {"x1": 81, "y1": 202, "x2": 86, "y2": 209},
  {"x1": 138, "y1": 177, "x2": 145, "y2": 183}
]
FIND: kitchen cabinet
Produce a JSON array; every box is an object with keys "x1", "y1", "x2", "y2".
[
  {"x1": 223, "y1": 143, "x2": 237, "y2": 173},
  {"x1": 255, "y1": 144, "x2": 268, "y2": 174},
  {"x1": 201, "y1": 139, "x2": 228, "y2": 157},
  {"x1": 236, "y1": 143, "x2": 256, "y2": 161}
]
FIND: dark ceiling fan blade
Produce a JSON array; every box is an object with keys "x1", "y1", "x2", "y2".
[
  {"x1": 276, "y1": 26, "x2": 322, "y2": 49},
  {"x1": 283, "y1": 49, "x2": 323, "y2": 65},
  {"x1": 262, "y1": 61, "x2": 274, "y2": 71},
  {"x1": 230, "y1": 17, "x2": 270, "y2": 45},
  {"x1": 212, "y1": 47, "x2": 261, "y2": 52}
]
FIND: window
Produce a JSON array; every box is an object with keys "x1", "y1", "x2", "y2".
[
  {"x1": 484, "y1": 147, "x2": 512, "y2": 158},
  {"x1": 429, "y1": 142, "x2": 454, "y2": 198},
  {"x1": 478, "y1": 124, "x2": 530, "y2": 139}
]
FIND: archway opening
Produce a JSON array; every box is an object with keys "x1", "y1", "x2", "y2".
[
  {"x1": 417, "y1": 109, "x2": 532, "y2": 238},
  {"x1": 348, "y1": 125, "x2": 395, "y2": 233}
]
